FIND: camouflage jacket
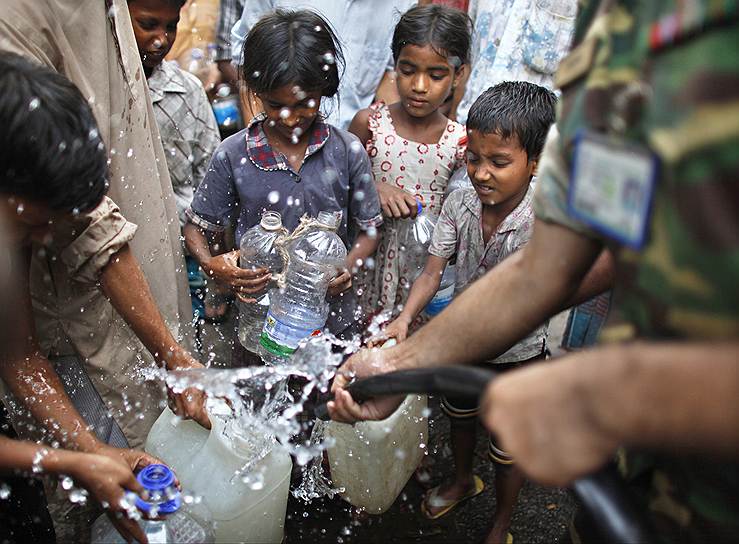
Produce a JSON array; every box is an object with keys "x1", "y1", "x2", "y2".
[{"x1": 534, "y1": 0, "x2": 739, "y2": 542}]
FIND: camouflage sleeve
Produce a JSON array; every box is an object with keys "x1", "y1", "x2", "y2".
[{"x1": 533, "y1": 125, "x2": 601, "y2": 239}]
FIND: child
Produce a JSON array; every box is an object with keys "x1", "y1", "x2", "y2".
[
  {"x1": 380, "y1": 82, "x2": 556, "y2": 544},
  {"x1": 349, "y1": 4, "x2": 471, "y2": 325},
  {"x1": 127, "y1": 0, "x2": 223, "y2": 319},
  {"x1": 184, "y1": 9, "x2": 382, "y2": 362}
]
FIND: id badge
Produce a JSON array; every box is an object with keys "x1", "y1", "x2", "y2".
[{"x1": 568, "y1": 130, "x2": 659, "y2": 250}]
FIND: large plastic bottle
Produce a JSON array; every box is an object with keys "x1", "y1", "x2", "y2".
[
  {"x1": 91, "y1": 464, "x2": 215, "y2": 544},
  {"x1": 398, "y1": 200, "x2": 437, "y2": 282},
  {"x1": 238, "y1": 211, "x2": 285, "y2": 353},
  {"x1": 325, "y1": 340, "x2": 428, "y2": 514},
  {"x1": 424, "y1": 263, "x2": 456, "y2": 317},
  {"x1": 258, "y1": 211, "x2": 347, "y2": 364},
  {"x1": 145, "y1": 402, "x2": 293, "y2": 544}
]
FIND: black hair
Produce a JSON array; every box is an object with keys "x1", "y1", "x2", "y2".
[
  {"x1": 392, "y1": 4, "x2": 473, "y2": 69},
  {"x1": 240, "y1": 9, "x2": 344, "y2": 98},
  {"x1": 0, "y1": 52, "x2": 108, "y2": 213},
  {"x1": 467, "y1": 81, "x2": 557, "y2": 161},
  {"x1": 127, "y1": 0, "x2": 187, "y2": 7}
]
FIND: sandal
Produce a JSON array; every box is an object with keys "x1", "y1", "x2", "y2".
[{"x1": 420, "y1": 475, "x2": 484, "y2": 520}]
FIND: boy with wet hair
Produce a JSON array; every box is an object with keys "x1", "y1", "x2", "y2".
[{"x1": 380, "y1": 81, "x2": 557, "y2": 544}]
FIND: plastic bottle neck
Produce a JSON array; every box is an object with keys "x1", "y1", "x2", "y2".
[
  {"x1": 135, "y1": 464, "x2": 181, "y2": 516},
  {"x1": 316, "y1": 210, "x2": 341, "y2": 230},
  {"x1": 260, "y1": 211, "x2": 283, "y2": 231}
]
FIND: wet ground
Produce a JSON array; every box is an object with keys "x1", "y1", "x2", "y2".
[{"x1": 198, "y1": 306, "x2": 576, "y2": 544}]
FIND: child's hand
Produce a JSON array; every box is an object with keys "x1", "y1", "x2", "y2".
[
  {"x1": 328, "y1": 269, "x2": 352, "y2": 296},
  {"x1": 367, "y1": 317, "x2": 410, "y2": 347},
  {"x1": 376, "y1": 184, "x2": 421, "y2": 219},
  {"x1": 203, "y1": 250, "x2": 271, "y2": 301}
]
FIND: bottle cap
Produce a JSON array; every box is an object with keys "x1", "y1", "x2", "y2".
[
  {"x1": 416, "y1": 199, "x2": 423, "y2": 216},
  {"x1": 134, "y1": 464, "x2": 181, "y2": 515},
  {"x1": 260, "y1": 211, "x2": 283, "y2": 231}
]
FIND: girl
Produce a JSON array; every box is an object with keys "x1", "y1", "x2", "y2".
[
  {"x1": 184, "y1": 9, "x2": 382, "y2": 363},
  {"x1": 349, "y1": 4, "x2": 471, "y2": 326}
]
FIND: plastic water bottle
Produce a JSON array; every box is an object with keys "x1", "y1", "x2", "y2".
[
  {"x1": 91, "y1": 464, "x2": 214, "y2": 544},
  {"x1": 424, "y1": 263, "x2": 456, "y2": 317},
  {"x1": 238, "y1": 211, "x2": 284, "y2": 353},
  {"x1": 212, "y1": 84, "x2": 243, "y2": 139},
  {"x1": 258, "y1": 211, "x2": 347, "y2": 364},
  {"x1": 445, "y1": 168, "x2": 473, "y2": 197},
  {"x1": 398, "y1": 200, "x2": 437, "y2": 282}
]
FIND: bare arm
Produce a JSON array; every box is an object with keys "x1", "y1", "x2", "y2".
[
  {"x1": 482, "y1": 341, "x2": 739, "y2": 486},
  {"x1": 328, "y1": 231, "x2": 379, "y2": 297},
  {"x1": 559, "y1": 248, "x2": 615, "y2": 311},
  {"x1": 374, "y1": 70, "x2": 400, "y2": 105},
  {"x1": 348, "y1": 108, "x2": 372, "y2": 146}
]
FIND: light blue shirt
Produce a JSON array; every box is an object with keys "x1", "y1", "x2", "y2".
[{"x1": 230, "y1": 0, "x2": 415, "y2": 129}]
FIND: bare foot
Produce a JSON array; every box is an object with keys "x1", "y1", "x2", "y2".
[
  {"x1": 484, "y1": 524, "x2": 512, "y2": 544},
  {"x1": 423, "y1": 477, "x2": 478, "y2": 517}
]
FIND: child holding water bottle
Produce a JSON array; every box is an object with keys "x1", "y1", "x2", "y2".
[
  {"x1": 184, "y1": 9, "x2": 382, "y2": 363},
  {"x1": 349, "y1": 4, "x2": 471, "y2": 326}
]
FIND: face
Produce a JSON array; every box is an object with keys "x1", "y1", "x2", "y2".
[
  {"x1": 0, "y1": 195, "x2": 61, "y2": 246},
  {"x1": 395, "y1": 44, "x2": 463, "y2": 118},
  {"x1": 258, "y1": 85, "x2": 323, "y2": 144},
  {"x1": 128, "y1": 0, "x2": 181, "y2": 73},
  {"x1": 466, "y1": 129, "x2": 537, "y2": 208}
]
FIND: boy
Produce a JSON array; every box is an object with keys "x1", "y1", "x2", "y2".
[
  {"x1": 380, "y1": 82, "x2": 556, "y2": 544},
  {"x1": 127, "y1": 0, "x2": 222, "y2": 318}
]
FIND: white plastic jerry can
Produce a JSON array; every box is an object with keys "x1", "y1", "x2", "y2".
[
  {"x1": 144, "y1": 403, "x2": 292, "y2": 544},
  {"x1": 325, "y1": 340, "x2": 429, "y2": 514}
]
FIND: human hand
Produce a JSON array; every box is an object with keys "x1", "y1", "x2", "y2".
[
  {"x1": 164, "y1": 354, "x2": 211, "y2": 429},
  {"x1": 376, "y1": 184, "x2": 420, "y2": 219},
  {"x1": 327, "y1": 347, "x2": 404, "y2": 423},
  {"x1": 480, "y1": 355, "x2": 619, "y2": 487},
  {"x1": 366, "y1": 317, "x2": 410, "y2": 348},
  {"x1": 202, "y1": 250, "x2": 270, "y2": 302},
  {"x1": 327, "y1": 269, "x2": 352, "y2": 296}
]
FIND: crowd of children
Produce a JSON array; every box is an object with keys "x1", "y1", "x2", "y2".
[{"x1": 1, "y1": 2, "x2": 571, "y2": 543}]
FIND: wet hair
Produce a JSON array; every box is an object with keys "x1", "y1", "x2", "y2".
[
  {"x1": 391, "y1": 4, "x2": 473, "y2": 69},
  {"x1": 467, "y1": 81, "x2": 557, "y2": 161},
  {"x1": 240, "y1": 9, "x2": 344, "y2": 98},
  {"x1": 0, "y1": 52, "x2": 108, "y2": 212}
]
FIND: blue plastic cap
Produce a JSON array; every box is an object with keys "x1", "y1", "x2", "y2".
[
  {"x1": 134, "y1": 464, "x2": 181, "y2": 515},
  {"x1": 416, "y1": 199, "x2": 423, "y2": 216}
]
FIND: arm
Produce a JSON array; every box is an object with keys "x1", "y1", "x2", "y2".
[
  {"x1": 481, "y1": 341, "x2": 739, "y2": 486},
  {"x1": 347, "y1": 108, "x2": 372, "y2": 145},
  {"x1": 99, "y1": 245, "x2": 210, "y2": 428},
  {"x1": 558, "y1": 248, "x2": 615, "y2": 311},
  {"x1": 328, "y1": 231, "x2": 379, "y2": 297},
  {"x1": 372, "y1": 255, "x2": 448, "y2": 345},
  {"x1": 374, "y1": 70, "x2": 401, "y2": 105},
  {"x1": 329, "y1": 219, "x2": 602, "y2": 421}
]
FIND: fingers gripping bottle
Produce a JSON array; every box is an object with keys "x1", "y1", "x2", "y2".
[
  {"x1": 258, "y1": 211, "x2": 347, "y2": 365},
  {"x1": 398, "y1": 200, "x2": 437, "y2": 283},
  {"x1": 238, "y1": 211, "x2": 285, "y2": 352},
  {"x1": 91, "y1": 464, "x2": 215, "y2": 544}
]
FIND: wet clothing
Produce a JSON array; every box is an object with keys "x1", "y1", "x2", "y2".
[
  {"x1": 360, "y1": 102, "x2": 467, "y2": 321},
  {"x1": 429, "y1": 185, "x2": 548, "y2": 363},
  {"x1": 229, "y1": 0, "x2": 414, "y2": 128},
  {"x1": 534, "y1": 1, "x2": 739, "y2": 541},
  {"x1": 149, "y1": 60, "x2": 221, "y2": 227},
  {"x1": 188, "y1": 114, "x2": 382, "y2": 334}
]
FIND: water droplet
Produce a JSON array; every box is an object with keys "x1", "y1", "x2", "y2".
[
  {"x1": 0, "y1": 483, "x2": 10, "y2": 500},
  {"x1": 61, "y1": 476, "x2": 74, "y2": 490},
  {"x1": 322, "y1": 52, "x2": 335, "y2": 65},
  {"x1": 268, "y1": 191, "x2": 280, "y2": 204},
  {"x1": 279, "y1": 108, "x2": 291, "y2": 120},
  {"x1": 306, "y1": 99, "x2": 317, "y2": 109},
  {"x1": 28, "y1": 98, "x2": 40, "y2": 111},
  {"x1": 16, "y1": 203, "x2": 24, "y2": 215}
]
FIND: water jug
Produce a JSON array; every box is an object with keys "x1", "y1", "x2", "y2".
[
  {"x1": 398, "y1": 201, "x2": 436, "y2": 282},
  {"x1": 145, "y1": 402, "x2": 292, "y2": 544},
  {"x1": 238, "y1": 211, "x2": 285, "y2": 352},
  {"x1": 91, "y1": 464, "x2": 215, "y2": 544},
  {"x1": 325, "y1": 340, "x2": 428, "y2": 513},
  {"x1": 424, "y1": 263, "x2": 456, "y2": 317},
  {"x1": 258, "y1": 211, "x2": 347, "y2": 365}
]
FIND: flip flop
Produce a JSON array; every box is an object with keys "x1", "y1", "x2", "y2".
[{"x1": 420, "y1": 475, "x2": 485, "y2": 520}]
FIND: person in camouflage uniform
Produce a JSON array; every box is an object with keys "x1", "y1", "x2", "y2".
[{"x1": 329, "y1": 1, "x2": 739, "y2": 543}]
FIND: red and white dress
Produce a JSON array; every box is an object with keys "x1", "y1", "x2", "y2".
[{"x1": 360, "y1": 102, "x2": 466, "y2": 324}]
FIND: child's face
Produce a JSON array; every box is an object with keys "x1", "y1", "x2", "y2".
[
  {"x1": 128, "y1": 0, "x2": 181, "y2": 74},
  {"x1": 395, "y1": 44, "x2": 463, "y2": 119},
  {"x1": 258, "y1": 85, "x2": 323, "y2": 143},
  {"x1": 466, "y1": 129, "x2": 537, "y2": 208}
]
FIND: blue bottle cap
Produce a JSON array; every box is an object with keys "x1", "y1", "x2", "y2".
[
  {"x1": 416, "y1": 199, "x2": 423, "y2": 216},
  {"x1": 134, "y1": 464, "x2": 181, "y2": 515}
]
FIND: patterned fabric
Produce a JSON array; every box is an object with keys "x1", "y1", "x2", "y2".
[
  {"x1": 429, "y1": 185, "x2": 547, "y2": 363},
  {"x1": 457, "y1": 0, "x2": 577, "y2": 123},
  {"x1": 246, "y1": 113, "x2": 330, "y2": 171},
  {"x1": 359, "y1": 102, "x2": 467, "y2": 322},
  {"x1": 215, "y1": 0, "x2": 244, "y2": 61},
  {"x1": 534, "y1": 2, "x2": 739, "y2": 541},
  {"x1": 149, "y1": 60, "x2": 221, "y2": 227},
  {"x1": 561, "y1": 291, "x2": 612, "y2": 349},
  {"x1": 229, "y1": 0, "x2": 415, "y2": 129},
  {"x1": 188, "y1": 117, "x2": 382, "y2": 334}
]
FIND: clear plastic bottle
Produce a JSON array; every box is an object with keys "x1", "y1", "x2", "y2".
[
  {"x1": 398, "y1": 200, "x2": 437, "y2": 283},
  {"x1": 212, "y1": 84, "x2": 243, "y2": 139},
  {"x1": 424, "y1": 263, "x2": 456, "y2": 317},
  {"x1": 238, "y1": 211, "x2": 285, "y2": 353},
  {"x1": 258, "y1": 211, "x2": 347, "y2": 364},
  {"x1": 444, "y1": 168, "x2": 473, "y2": 197},
  {"x1": 91, "y1": 464, "x2": 215, "y2": 544}
]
